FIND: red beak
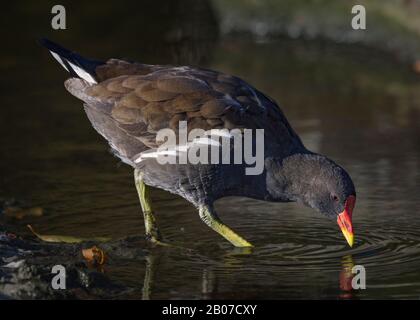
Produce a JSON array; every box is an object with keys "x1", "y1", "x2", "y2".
[{"x1": 337, "y1": 195, "x2": 356, "y2": 247}]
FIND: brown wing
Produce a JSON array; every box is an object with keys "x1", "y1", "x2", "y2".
[{"x1": 65, "y1": 59, "x2": 302, "y2": 165}]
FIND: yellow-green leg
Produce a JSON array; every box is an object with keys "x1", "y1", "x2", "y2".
[
  {"x1": 134, "y1": 169, "x2": 165, "y2": 245},
  {"x1": 199, "y1": 206, "x2": 253, "y2": 248}
]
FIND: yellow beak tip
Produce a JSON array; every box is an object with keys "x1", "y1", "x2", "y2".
[{"x1": 341, "y1": 229, "x2": 354, "y2": 248}]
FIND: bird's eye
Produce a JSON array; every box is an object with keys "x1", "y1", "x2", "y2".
[{"x1": 332, "y1": 194, "x2": 339, "y2": 202}]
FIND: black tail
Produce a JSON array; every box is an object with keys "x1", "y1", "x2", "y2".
[{"x1": 40, "y1": 38, "x2": 104, "y2": 83}]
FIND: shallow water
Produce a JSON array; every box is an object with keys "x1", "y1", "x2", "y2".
[{"x1": 1, "y1": 1, "x2": 420, "y2": 299}]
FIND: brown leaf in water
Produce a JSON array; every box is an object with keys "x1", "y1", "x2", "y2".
[
  {"x1": 4, "y1": 206, "x2": 43, "y2": 219},
  {"x1": 27, "y1": 225, "x2": 110, "y2": 243},
  {"x1": 82, "y1": 246, "x2": 107, "y2": 265},
  {"x1": 414, "y1": 60, "x2": 420, "y2": 74}
]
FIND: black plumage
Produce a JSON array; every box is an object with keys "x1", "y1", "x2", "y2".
[{"x1": 41, "y1": 39, "x2": 356, "y2": 248}]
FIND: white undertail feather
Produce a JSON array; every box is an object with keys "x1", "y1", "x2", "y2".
[
  {"x1": 204, "y1": 129, "x2": 233, "y2": 139},
  {"x1": 67, "y1": 61, "x2": 97, "y2": 84},
  {"x1": 49, "y1": 50, "x2": 97, "y2": 84},
  {"x1": 50, "y1": 51, "x2": 69, "y2": 72}
]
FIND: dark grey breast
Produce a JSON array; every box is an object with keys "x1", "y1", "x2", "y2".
[{"x1": 64, "y1": 58, "x2": 303, "y2": 166}]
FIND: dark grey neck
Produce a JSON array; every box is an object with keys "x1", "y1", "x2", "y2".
[
  {"x1": 265, "y1": 152, "x2": 339, "y2": 202},
  {"x1": 212, "y1": 152, "x2": 344, "y2": 204}
]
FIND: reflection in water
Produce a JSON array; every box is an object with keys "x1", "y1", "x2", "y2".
[
  {"x1": 339, "y1": 255, "x2": 355, "y2": 299},
  {"x1": 140, "y1": 250, "x2": 216, "y2": 300},
  {"x1": 137, "y1": 249, "x2": 359, "y2": 300},
  {"x1": 142, "y1": 255, "x2": 156, "y2": 300},
  {"x1": 201, "y1": 267, "x2": 217, "y2": 299},
  {"x1": 1, "y1": 1, "x2": 420, "y2": 299}
]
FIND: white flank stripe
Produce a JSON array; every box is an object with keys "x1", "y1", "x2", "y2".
[
  {"x1": 204, "y1": 129, "x2": 233, "y2": 138},
  {"x1": 176, "y1": 145, "x2": 189, "y2": 152},
  {"x1": 134, "y1": 137, "x2": 223, "y2": 164},
  {"x1": 192, "y1": 137, "x2": 221, "y2": 147},
  {"x1": 134, "y1": 149, "x2": 179, "y2": 163}
]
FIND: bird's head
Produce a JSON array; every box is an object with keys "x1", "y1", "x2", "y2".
[
  {"x1": 266, "y1": 154, "x2": 356, "y2": 247},
  {"x1": 301, "y1": 162, "x2": 356, "y2": 247}
]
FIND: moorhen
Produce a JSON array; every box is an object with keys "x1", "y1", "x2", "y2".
[{"x1": 41, "y1": 39, "x2": 356, "y2": 248}]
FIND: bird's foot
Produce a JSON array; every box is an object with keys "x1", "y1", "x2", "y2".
[
  {"x1": 146, "y1": 235, "x2": 171, "y2": 247},
  {"x1": 227, "y1": 246, "x2": 254, "y2": 255},
  {"x1": 198, "y1": 206, "x2": 254, "y2": 248},
  {"x1": 145, "y1": 234, "x2": 193, "y2": 252}
]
